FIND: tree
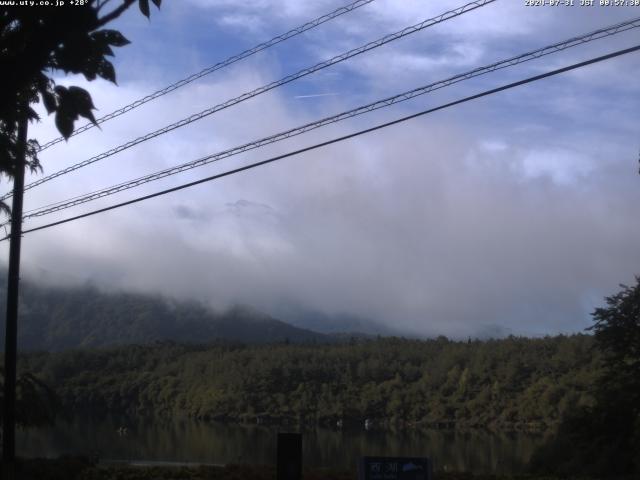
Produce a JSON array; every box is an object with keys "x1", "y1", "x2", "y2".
[
  {"x1": 590, "y1": 276, "x2": 640, "y2": 405},
  {"x1": 0, "y1": 372, "x2": 60, "y2": 428},
  {"x1": 0, "y1": 0, "x2": 161, "y2": 213},
  {"x1": 0, "y1": 0, "x2": 162, "y2": 470},
  {"x1": 589, "y1": 277, "x2": 640, "y2": 473},
  {"x1": 530, "y1": 278, "x2": 640, "y2": 476}
]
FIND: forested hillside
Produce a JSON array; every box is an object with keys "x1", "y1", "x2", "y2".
[
  {"x1": 0, "y1": 279, "x2": 328, "y2": 350},
  {"x1": 20, "y1": 335, "x2": 599, "y2": 431}
]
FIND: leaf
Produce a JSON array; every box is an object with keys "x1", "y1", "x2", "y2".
[
  {"x1": 151, "y1": 0, "x2": 161, "y2": 7},
  {"x1": 42, "y1": 90, "x2": 57, "y2": 114},
  {"x1": 53, "y1": 38, "x2": 95, "y2": 76},
  {"x1": 27, "y1": 106, "x2": 40, "y2": 122},
  {"x1": 92, "y1": 29, "x2": 130, "y2": 48},
  {"x1": 106, "y1": 29, "x2": 130, "y2": 47},
  {"x1": 52, "y1": 85, "x2": 97, "y2": 137},
  {"x1": 55, "y1": 111, "x2": 74, "y2": 140},
  {"x1": 26, "y1": 140, "x2": 42, "y2": 174},
  {"x1": 68, "y1": 86, "x2": 97, "y2": 124},
  {"x1": 55, "y1": 30, "x2": 121, "y2": 80},
  {"x1": 68, "y1": 87, "x2": 96, "y2": 109},
  {"x1": 139, "y1": 0, "x2": 150, "y2": 18},
  {"x1": 97, "y1": 59, "x2": 116, "y2": 84},
  {"x1": 53, "y1": 85, "x2": 67, "y2": 97}
]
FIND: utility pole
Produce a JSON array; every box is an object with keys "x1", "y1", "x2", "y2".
[{"x1": 2, "y1": 111, "x2": 28, "y2": 478}]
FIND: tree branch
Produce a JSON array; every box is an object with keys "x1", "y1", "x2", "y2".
[
  {"x1": 96, "y1": 0, "x2": 116, "y2": 13},
  {"x1": 96, "y1": 0, "x2": 136, "y2": 28}
]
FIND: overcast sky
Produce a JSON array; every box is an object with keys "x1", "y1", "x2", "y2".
[{"x1": 3, "y1": 0, "x2": 640, "y2": 337}]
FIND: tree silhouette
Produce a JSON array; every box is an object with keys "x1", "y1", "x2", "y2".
[
  {"x1": 0, "y1": 372, "x2": 60, "y2": 428},
  {"x1": 0, "y1": 0, "x2": 161, "y2": 213},
  {"x1": 588, "y1": 277, "x2": 640, "y2": 473},
  {"x1": 591, "y1": 276, "x2": 640, "y2": 406},
  {"x1": 0, "y1": 0, "x2": 162, "y2": 462},
  {"x1": 531, "y1": 277, "x2": 640, "y2": 476}
]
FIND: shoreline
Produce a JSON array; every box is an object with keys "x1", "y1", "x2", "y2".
[
  {"x1": 13, "y1": 457, "x2": 631, "y2": 480},
  {"x1": 60, "y1": 410, "x2": 557, "y2": 434}
]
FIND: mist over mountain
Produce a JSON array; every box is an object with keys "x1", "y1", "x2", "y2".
[
  {"x1": 0, "y1": 277, "x2": 334, "y2": 351},
  {"x1": 272, "y1": 303, "x2": 403, "y2": 336},
  {"x1": 0, "y1": 271, "x2": 527, "y2": 352}
]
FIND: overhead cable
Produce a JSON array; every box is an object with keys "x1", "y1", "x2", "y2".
[
  {"x1": 6, "y1": 44, "x2": 638, "y2": 240},
  {"x1": 36, "y1": 0, "x2": 377, "y2": 152},
  {"x1": 3, "y1": 0, "x2": 496, "y2": 201},
  {"x1": 19, "y1": 16, "x2": 640, "y2": 220}
]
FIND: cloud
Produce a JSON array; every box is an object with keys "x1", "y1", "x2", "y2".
[
  {"x1": 218, "y1": 13, "x2": 267, "y2": 33},
  {"x1": 174, "y1": 204, "x2": 210, "y2": 222},
  {"x1": 294, "y1": 93, "x2": 340, "y2": 99},
  {"x1": 3, "y1": 1, "x2": 639, "y2": 338},
  {"x1": 520, "y1": 148, "x2": 596, "y2": 186}
]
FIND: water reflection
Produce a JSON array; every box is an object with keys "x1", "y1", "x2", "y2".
[{"x1": 17, "y1": 416, "x2": 547, "y2": 474}]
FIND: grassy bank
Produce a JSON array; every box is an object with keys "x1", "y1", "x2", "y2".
[{"x1": 13, "y1": 458, "x2": 630, "y2": 480}]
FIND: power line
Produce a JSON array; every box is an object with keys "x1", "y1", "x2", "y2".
[
  {"x1": 19, "y1": 16, "x2": 640, "y2": 221},
  {"x1": 36, "y1": 0, "x2": 377, "y2": 152},
  {"x1": 2, "y1": 0, "x2": 496, "y2": 201},
  {"x1": 7, "y1": 44, "x2": 638, "y2": 241}
]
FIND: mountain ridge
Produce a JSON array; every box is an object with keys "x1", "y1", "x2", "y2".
[{"x1": 0, "y1": 278, "x2": 337, "y2": 351}]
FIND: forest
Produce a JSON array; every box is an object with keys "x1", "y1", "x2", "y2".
[
  {"x1": 6, "y1": 278, "x2": 640, "y2": 477},
  {"x1": 19, "y1": 335, "x2": 599, "y2": 431}
]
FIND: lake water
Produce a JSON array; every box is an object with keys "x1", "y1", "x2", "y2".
[{"x1": 17, "y1": 416, "x2": 548, "y2": 474}]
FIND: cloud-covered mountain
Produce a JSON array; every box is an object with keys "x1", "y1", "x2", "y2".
[{"x1": 0, "y1": 278, "x2": 333, "y2": 351}]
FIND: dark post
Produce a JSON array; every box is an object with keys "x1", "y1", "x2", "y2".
[
  {"x1": 277, "y1": 432, "x2": 302, "y2": 480},
  {"x1": 2, "y1": 112, "x2": 28, "y2": 476}
]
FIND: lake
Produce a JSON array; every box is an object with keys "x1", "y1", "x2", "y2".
[{"x1": 17, "y1": 415, "x2": 548, "y2": 474}]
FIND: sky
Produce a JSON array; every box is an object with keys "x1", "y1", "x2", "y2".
[{"x1": 2, "y1": 0, "x2": 640, "y2": 338}]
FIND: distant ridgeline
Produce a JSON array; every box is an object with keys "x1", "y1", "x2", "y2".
[
  {"x1": 19, "y1": 335, "x2": 599, "y2": 432},
  {"x1": 0, "y1": 277, "x2": 331, "y2": 350}
]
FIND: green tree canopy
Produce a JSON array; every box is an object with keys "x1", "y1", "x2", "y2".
[
  {"x1": 531, "y1": 277, "x2": 640, "y2": 476},
  {"x1": 590, "y1": 276, "x2": 640, "y2": 405}
]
